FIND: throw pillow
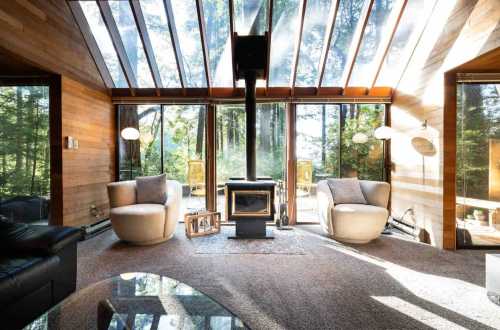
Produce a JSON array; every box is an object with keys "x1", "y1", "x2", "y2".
[
  {"x1": 327, "y1": 178, "x2": 367, "y2": 205},
  {"x1": 136, "y1": 173, "x2": 167, "y2": 204}
]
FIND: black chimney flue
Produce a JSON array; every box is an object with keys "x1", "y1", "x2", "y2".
[
  {"x1": 232, "y1": 33, "x2": 268, "y2": 182},
  {"x1": 245, "y1": 71, "x2": 257, "y2": 181}
]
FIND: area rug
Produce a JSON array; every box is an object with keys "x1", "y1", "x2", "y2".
[{"x1": 191, "y1": 226, "x2": 306, "y2": 255}]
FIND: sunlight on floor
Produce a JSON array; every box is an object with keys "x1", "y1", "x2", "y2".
[
  {"x1": 371, "y1": 296, "x2": 468, "y2": 330},
  {"x1": 320, "y1": 241, "x2": 500, "y2": 328}
]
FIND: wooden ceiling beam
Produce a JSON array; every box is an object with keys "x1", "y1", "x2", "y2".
[
  {"x1": 67, "y1": 1, "x2": 114, "y2": 88},
  {"x1": 163, "y1": 0, "x2": 187, "y2": 88},
  {"x1": 130, "y1": 0, "x2": 163, "y2": 90},
  {"x1": 342, "y1": 0, "x2": 375, "y2": 88},
  {"x1": 98, "y1": 1, "x2": 138, "y2": 89},
  {"x1": 371, "y1": 0, "x2": 408, "y2": 88},
  {"x1": 317, "y1": 0, "x2": 340, "y2": 91},
  {"x1": 290, "y1": 0, "x2": 308, "y2": 92},
  {"x1": 265, "y1": 0, "x2": 274, "y2": 92},
  {"x1": 111, "y1": 86, "x2": 392, "y2": 102},
  {"x1": 195, "y1": 0, "x2": 212, "y2": 91},
  {"x1": 228, "y1": 0, "x2": 237, "y2": 88}
]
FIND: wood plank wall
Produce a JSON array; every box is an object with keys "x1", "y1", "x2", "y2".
[
  {"x1": 0, "y1": 0, "x2": 104, "y2": 90},
  {"x1": 61, "y1": 77, "x2": 115, "y2": 227},
  {"x1": 390, "y1": 0, "x2": 500, "y2": 248}
]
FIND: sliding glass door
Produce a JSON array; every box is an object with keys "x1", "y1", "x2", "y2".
[
  {"x1": 295, "y1": 104, "x2": 385, "y2": 222},
  {"x1": 216, "y1": 103, "x2": 286, "y2": 221},
  {"x1": 118, "y1": 104, "x2": 207, "y2": 221},
  {"x1": 456, "y1": 83, "x2": 500, "y2": 247},
  {"x1": 0, "y1": 86, "x2": 50, "y2": 225}
]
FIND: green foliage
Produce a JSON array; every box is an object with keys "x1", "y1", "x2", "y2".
[
  {"x1": 0, "y1": 86, "x2": 50, "y2": 199},
  {"x1": 457, "y1": 84, "x2": 500, "y2": 201}
]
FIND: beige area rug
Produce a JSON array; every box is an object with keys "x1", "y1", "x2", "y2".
[{"x1": 192, "y1": 226, "x2": 306, "y2": 255}]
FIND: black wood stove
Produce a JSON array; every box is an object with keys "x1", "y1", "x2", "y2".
[{"x1": 226, "y1": 33, "x2": 275, "y2": 239}]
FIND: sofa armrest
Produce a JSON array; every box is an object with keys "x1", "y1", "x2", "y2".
[
  {"x1": 0, "y1": 225, "x2": 81, "y2": 256},
  {"x1": 317, "y1": 180, "x2": 335, "y2": 235}
]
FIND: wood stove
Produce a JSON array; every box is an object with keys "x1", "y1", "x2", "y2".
[{"x1": 226, "y1": 33, "x2": 275, "y2": 239}]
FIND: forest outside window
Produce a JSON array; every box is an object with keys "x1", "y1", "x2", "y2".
[
  {"x1": 296, "y1": 103, "x2": 385, "y2": 222},
  {"x1": 0, "y1": 86, "x2": 50, "y2": 225},
  {"x1": 456, "y1": 83, "x2": 500, "y2": 247},
  {"x1": 216, "y1": 103, "x2": 286, "y2": 221},
  {"x1": 118, "y1": 104, "x2": 207, "y2": 221}
]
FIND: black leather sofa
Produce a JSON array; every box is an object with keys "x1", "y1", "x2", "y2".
[{"x1": 0, "y1": 221, "x2": 82, "y2": 329}]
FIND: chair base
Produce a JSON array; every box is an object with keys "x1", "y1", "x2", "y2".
[{"x1": 332, "y1": 236, "x2": 374, "y2": 244}]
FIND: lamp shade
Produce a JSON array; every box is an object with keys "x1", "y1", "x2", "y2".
[
  {"x1": 352, "y1": 132, "x2": 368, "y2": 144},
  {"x1": 374, "y1": 126, "x2": 393, "y2": 140},
  {"x1": 121, "y1": 127, "x2": 140, "y2": 141}
]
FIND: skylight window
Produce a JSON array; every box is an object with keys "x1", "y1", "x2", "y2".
[
  {"x1": 234, "y1": 0, "x2": 268, "y2": 36},
  {"x1": 268, "y1": 0, "x2": 301, "y2": 87},
  {"x1": 376, "y1": 0, "x2": 436, "y2": 86},
  {"x1": 79, "y1": 1, "x2": 128, "y2": 88},
  {"x1": 72, "y1": 0, "x2": 420, "y2": 90},
  {"x1": 170, "y1": 0, "x2": 207, "y2": 87},
  {"x1": 295, "y1": 0, "x2": 335, "y2": 87},
  {"x1": 139, "y1": 0, "x2": 181, "y2": 88},
  {"x1": 348, "y1": 0, "x2": 398, "y2": 86},
  {"x1": 202, "y1": 0, "x2": 234, "y2": 87},
  {"x1": 108, "y1": 1, "x2": 155, "y2": 88},
  {"x1": 321, "y1": 0, "x2": 367, "y2": 87}
]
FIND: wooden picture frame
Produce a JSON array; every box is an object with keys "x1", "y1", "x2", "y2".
[{"x1": 184, "y1": 211, "x2": 221, "y2": 238}]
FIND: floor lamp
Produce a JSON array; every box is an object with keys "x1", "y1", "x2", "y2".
[
  {"x1": 374, "y1": 125, "x2": 393, "y2": 182},
  {"x1": 374, "y1": 125, "x2": 393, "y2": 234},
  {"x1": 121, "y1": 127, "x2": 140, "y2": 180}
]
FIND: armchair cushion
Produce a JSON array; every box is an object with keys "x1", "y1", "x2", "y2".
[
  {"x1": 136, "y1": 174, "x2": 167, "y2": 204},
  {"x1": 327, "y1": 178, "x2": 367, "y2": 205}
]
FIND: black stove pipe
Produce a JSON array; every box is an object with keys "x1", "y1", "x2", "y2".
[{"x1": 245, "y1": 71, "x2": 257, "y2": 181}]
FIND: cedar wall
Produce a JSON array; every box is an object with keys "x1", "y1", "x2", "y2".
[
  {"x1": 391, "y1": 0, "x2": 500, "y2": 248},
  {"x1": 61, "y1": 77, "x2": 115, "y2": 227},
  {"x1": 0, "y1": 0, "x2": 115, "y2": 227}
]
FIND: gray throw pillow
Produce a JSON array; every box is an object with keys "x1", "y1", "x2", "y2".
[
  {"x1": 136, "y1": 174, "x2": 167, "y2": 204},
  {"x1": 327, "y1": 178, "x2": 366, "y2": 205}
]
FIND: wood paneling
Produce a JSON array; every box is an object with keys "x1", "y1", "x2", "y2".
[
  {"x1": 390, "y1": 0, "x2": 500, "y2": 249},
  {"x1": 61, "y1": 77, "x2": 115, "y2": 227},
  {"x1": 0, "y1": 0, "x2": 104, "y2": 90}
]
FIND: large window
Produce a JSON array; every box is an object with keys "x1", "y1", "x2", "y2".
[
  {"x1": 216, "y1": 103, "x2": 286, "y2": 220},
  {"x1": 118, "y1": 105, "x2": 206, "y2": 220},
  {"x1": 456, "y1": 83, "x2": 500, "y2": 247},
  {"x1": 0, "y1": 86, "x2": 50, "y2": 225},
  {"x1": 296, "y1": 103, "x2": 385, "y2": 222}
]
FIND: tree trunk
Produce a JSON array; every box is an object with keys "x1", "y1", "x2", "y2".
[
  {"x1": 15, "y1": 88, "x2": 23, "y2": 182},
  {"x1": 30, "y1": 99, "x2": 40, "y2": 194},
  {"x1": 259, "y1": 104, "x2": 271, "y2": 152},
  {"x1": 195, "y1": 107, "x2": 205, "y2": 157}
]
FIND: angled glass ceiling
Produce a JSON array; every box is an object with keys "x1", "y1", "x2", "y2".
[
  {"x1": 140, "y1": 0, "x2": 181, "y2": 88},
  {"x1": 268, "y1": 0, "x2": 301, "y2": 87},
  {"x1": 295, "y1": 0, "x2": 334, "y2": 87},
  {"x1": 79, "y1": 1, "x2": 128, "y2": 88},
  {"x1": 348, "y1": 0, "x2": 398, "y2": 86},
  {"x1": 108, "y1": 1, "x2": 155, "y2": 88},
  {"x1": 72, "y1": 0, "x2": 435, "y2": 91},
  {"x1": 202, "y1": 0, "x2": 233, "y2": 87}
]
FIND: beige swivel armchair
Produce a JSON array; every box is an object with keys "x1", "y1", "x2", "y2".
[
  {"x1": 317, "y1": 180, "x2": 390, "y2": 244},
  {"x1": 107, "y1": 180, "x2": 182, "y2": 245}
]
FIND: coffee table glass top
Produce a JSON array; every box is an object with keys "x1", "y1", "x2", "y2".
[{"x1": 25, "y1": 272, "x2": 247, "y2": 330}]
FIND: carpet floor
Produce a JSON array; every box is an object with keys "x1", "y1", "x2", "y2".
[{"x1": 78, "y1": 225, "x2": 500, "y2": 330}]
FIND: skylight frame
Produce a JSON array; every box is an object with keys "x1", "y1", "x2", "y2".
[{"x1": 69, "y1": 0, "x2": 419, "y2": 94}]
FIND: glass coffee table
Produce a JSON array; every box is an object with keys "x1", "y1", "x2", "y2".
[{"x1": 25, "y1": 273, "x2": 247, "y2": 330}]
